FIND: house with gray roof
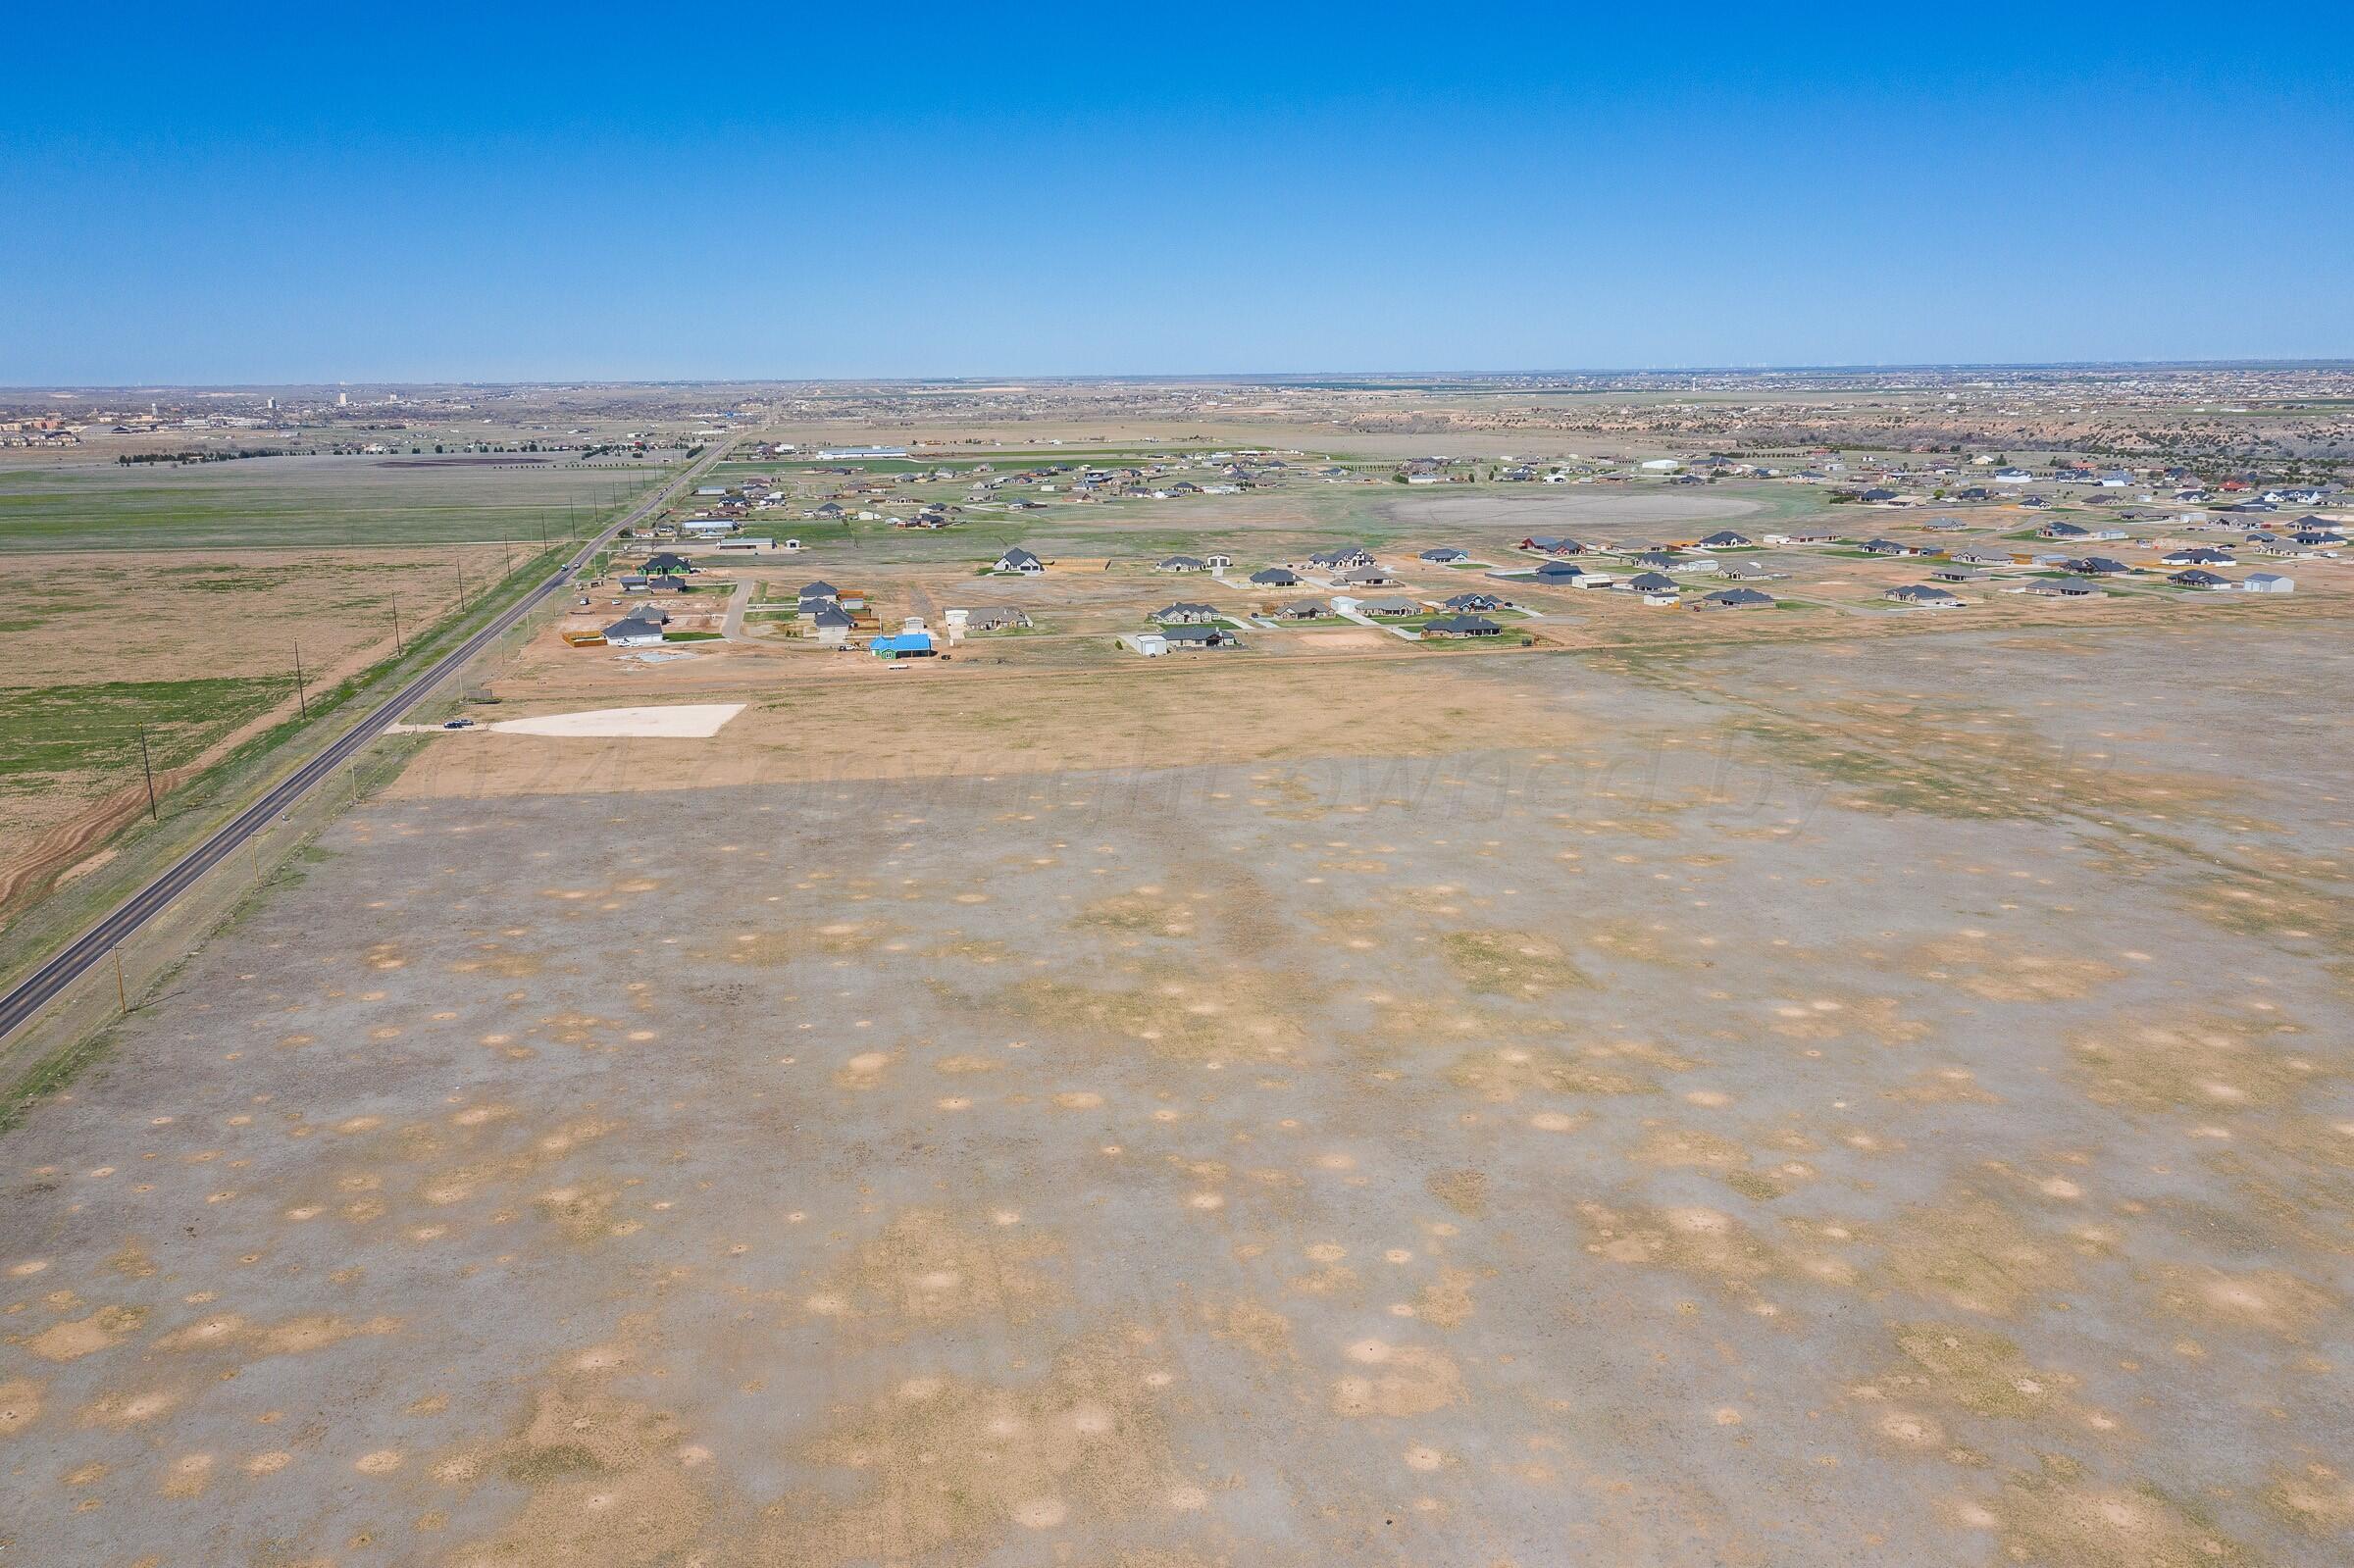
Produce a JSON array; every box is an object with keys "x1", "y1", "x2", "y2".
[
  {"x1": 603, "y1": 617, "x2": 667, "y2": 647},
  {"x1": 1160, "y1": 624, "x2": 1243, "y2": 647},
  {"x1": 1150, "y1": 602, "x2": 1220, "y2": 626},
  {"x1": 1423, "y1": 615, "x2": 1502, "y2": 637},
  {"x1": 957, "y1": 606, "x2": 1032, "y2": 632}
]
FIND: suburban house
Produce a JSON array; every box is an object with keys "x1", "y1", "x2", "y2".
[
  {"x1": 1249, "y1": 567, "x2": 1301, "y2": 586},
  {"x1": 2168, "y1": 570, "x2": 2233, "y2": 590},
  {"x1": 957, "y1": 606, "x2": 1032, "y2": 632},
  {"x1": 1949, "y1": 547, "x2": 2012, "y2": 566},
  {"x1": 602, "y1": 616, "x2": 667, "y2": 647},
  {"x1": 1355, "y1": 595, "x2": 1422, "y2": 618},
  {"x1": 994, "y1": 547, "x2": 1046, "y2": 574},
  {"x1": 2161, "y1": 547, "x2": 2234, "y2": 566},
  {"x1": 810, "y1": 607, "x2": 854, "y2": 644},
  {"x1": 1694, "y1": 587, "x2": 1774, "y2": 610},
  {"x1": 1623, "y1": 571, "x2": 1679, "y2": 594},
  {"x1": 1695, "y1": 531, "x2": 1755, "y2": 549},
  {"x1": 1272, "y1": 599, "x2": 1332, "y2": 619},
  {"x1": 1887, "y1": 583, "x2": 1963, "y2": 607},
  {"x1": 1520, "y1": 535, "x2": 1586, "y2": 556},
  {"x1": 1151, "y1": 602, "x2": 1221, "y2": 626},
  {"x1": 1859, "y1": 538, "x2": 1910, "y2": 555},
  {"x1": 1305, "y1": 546, "x2": 1376, "y2": 570},
  {"x1": 1332, "y1": 564, "x2": 1398, "y2": 587},
  {"x1": 1928, "y1": 565, "x2": 1981, "y2": 583},
  {"x1": 871, "y1": 631, "x2": 936, "y2": 659},
  {"x1": 1439, "y1": 591, "x2": 1506, "y2": 612},
  {"x1": 1716, "y1": 559, "x2": 1779, "y2": 582},
  {"x1": 1160, "y1": 625, "x2": 1243, "y2": 648},
  {"x1": 1419, "y1": 547, "x2": 1471, "y2": 564},
  {"x1": 1531, "y1": 560, "x2": 1592, "y2": 583},
  {"x1": 2068, "y1": 557, "x2": 2130, "y2": 576},
  {"x1": 1156, "y1": 555, "x2": 1206, "y2": 573},
  {"x1": 2020, "y1": 581, "x2": 2098, "y2": 598},
  {"x1": 1423, "y1": 615, "x2": 1502, "y2": 638},
  {"x1": 644, "y1": 552, "x2": 693, "y2": 575}
]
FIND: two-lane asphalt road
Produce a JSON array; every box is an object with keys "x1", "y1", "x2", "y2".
[{"x1": 0, "y1": 437, "x2": 738, "y2": 1043}]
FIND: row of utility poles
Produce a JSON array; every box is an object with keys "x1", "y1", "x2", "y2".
[{"x1": 102, "y1": 477, "x2": 646, "y2": 1017}]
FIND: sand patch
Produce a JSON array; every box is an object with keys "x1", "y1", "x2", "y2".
[
  {"x1": 757, "y1": 1336, "x2": 1174, "y2": 1566},
  {"x1": 810, "y1": 1208, "x2": 1063, "y2": 1326},
  {"x1": 1331, "y1": 1340, "x2": 1463, "y2": 1418},
  {"x1": 23, "y1": 1305, "x2": 144, "y2": 1362},
  {"x1": 0, "y1": 1377, "x2": 40, "y2": 1437}
]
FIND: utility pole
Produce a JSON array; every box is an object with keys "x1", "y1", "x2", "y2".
[
  {"x1": 292, "y1": 640, "x2": 309, "y2": 718},
  {"x1": 136, "y1": 723, "x2": 158, "y2": 821},
  {"x1": 114, "y1": 945, "x2": 128, "y2": 1014},
  {"x1": 456, "y1": 565, "x2": 469, "y2": 612},
  {"x1": 390, "y1": 598, "x2": 404, "y2": 655}
]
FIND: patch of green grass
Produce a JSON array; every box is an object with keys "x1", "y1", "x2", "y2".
[
  {"x1": 0, "y1": 457, "x2": 671, "y2": 552},
  {"x1": 0, "y1": 1025, "x2": 120, "y2": 1138},
  {"x1": 0, "y1": 677, "x2": 289, "y2": 790}
]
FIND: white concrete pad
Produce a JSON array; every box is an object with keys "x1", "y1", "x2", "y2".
[{"x1": 488, "y1": 703, "x2": 745, "y2": 738}]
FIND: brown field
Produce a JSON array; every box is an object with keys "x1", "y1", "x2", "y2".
[
  {"x1": 3, "y1": 611, "x2": 2349, "y2": 1567},
  {"x1": 3, "y1": 379, "x2": 2351, "y2": 1566}
]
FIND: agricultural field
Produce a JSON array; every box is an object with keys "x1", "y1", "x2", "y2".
[
  {"x1": 0, "y1": 440, "x2": 681, "y2": 937},
  {"x1": 0, "y1": 452, "x2": 663, "y2": 552},
  {"x1": 2, "y1": 619, "x2": 2349, "y2": 1566},
  {"x1": 0, "y1": 545, "x2": 531, "y2": 914}
]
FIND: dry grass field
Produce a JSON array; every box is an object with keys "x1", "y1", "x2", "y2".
[
  {"x1": 3, "y1": 391, "x2": 2350, "y2": 1566},
  {"x1": 1, "y1": 609, "x2": 2348, "y2": 1566}
]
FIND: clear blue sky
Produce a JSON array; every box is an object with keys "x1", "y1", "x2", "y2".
[{"x1": 5, "y1": 2, "x2": 2351, "y2": 383}]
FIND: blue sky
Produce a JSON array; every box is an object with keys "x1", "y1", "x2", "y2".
[{"x1": 5, "y1": 2, "x2": 2351, "y2": 383}]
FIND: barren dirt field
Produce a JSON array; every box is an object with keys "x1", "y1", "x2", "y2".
[{"x1": 3, "y1": 621, "x2": 2349, "y2": 1567}]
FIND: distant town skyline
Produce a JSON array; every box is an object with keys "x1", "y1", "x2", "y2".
[{"x1": 5, "y1": 2, "x2": 2351, "y2": 383}]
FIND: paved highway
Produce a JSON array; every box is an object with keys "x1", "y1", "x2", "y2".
[{"x1": 0, "y1": 437, "x2": 737, "y2": 1042}]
